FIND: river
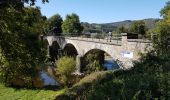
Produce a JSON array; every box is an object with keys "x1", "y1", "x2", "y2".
[{"x1": 104, "y1": 57, "x2": 119, "y2": 70}]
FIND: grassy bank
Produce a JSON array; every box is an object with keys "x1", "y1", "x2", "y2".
[
  {"x1": 56, "y1": 54, "x2": 170, "y2": 100},
  {"x1": 55, "y1": 70, "x2": 117, "y2": 99},
  {"x1": 0, "y1": 84, "x2": 65, "y2": 100}
]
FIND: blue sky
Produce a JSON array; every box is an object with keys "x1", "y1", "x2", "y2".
[{"x1": 35, "y1": 0, "x2": 168, "y2": 23}]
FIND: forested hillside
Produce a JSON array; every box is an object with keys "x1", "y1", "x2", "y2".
[{"x1": 82, "y1": 18, "x2": 160, "y2": 33}]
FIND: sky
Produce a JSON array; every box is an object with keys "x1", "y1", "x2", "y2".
[{"x1": 35, "y1": 0, "x2": 169, "y2": 23}]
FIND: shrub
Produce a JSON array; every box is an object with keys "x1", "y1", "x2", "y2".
[
  {"x1": 85, "y1": 60, "x2": 103, "y2": 74},
  {"x1": 56, "y1": 56, "x2": 76, "y2": 87},
  {"x1": 0, "y1": 49, "x2": 9, "y2": 83},
  {"x1": 84, "y1": 53, "x2": 104, "y2": 74}
]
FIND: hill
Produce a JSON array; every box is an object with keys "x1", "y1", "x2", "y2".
[{"x1": 82, "y1": 18, "x2": 160, "y2": 33}]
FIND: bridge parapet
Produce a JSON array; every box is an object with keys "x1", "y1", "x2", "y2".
[
  {"x1": 45, "y1": 34, "x2": 122, "y2": 46},
  {"x1": 45, "y1": 33, "x2": 152, "y2": 44}
]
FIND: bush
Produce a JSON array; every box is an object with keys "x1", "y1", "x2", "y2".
[
  {"x1": 83, "y1": 53, "x2": 104, "y2": 74},
  {"x1": 56, "y1": 56, "x2": 76, "y2": 87},
  {"x1": 85, "y1": 60, "x2": 103, "y2": 74},
  {"x1": 0, "y1": 49, "x2": 9, "y2": 83}
]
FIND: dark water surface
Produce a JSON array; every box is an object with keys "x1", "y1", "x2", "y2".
[{"x1": 104, "y1": 59, "x2": 119, "y2": 70}]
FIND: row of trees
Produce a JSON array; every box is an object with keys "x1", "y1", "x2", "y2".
[
  {"x1": 47, "y1": 13, "x2": 83, "y2": 36},
  {"x1": 82, "y1": 22, "x2": 117, "y2": 34},
  {"x1": 116, "y1": 20, "x2": 147, "y2": 37}
]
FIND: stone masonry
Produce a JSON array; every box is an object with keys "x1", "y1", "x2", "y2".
[{"x1": 44, "y1": 33, "x2": 152, "y2": 72}]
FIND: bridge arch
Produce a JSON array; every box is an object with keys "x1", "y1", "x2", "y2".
[
  {"x1": 82, "y1": 49, "x2": 105, "y2": 65},
  {"x1": 83, "y1": 49, "x2": 112, "y2": 59},
  {"x1": 63, "y1": 43, "x2": 78, "y2": 57},
  {"x1": 49, "y1": 41, "x2": 61, "y2": 61},
  {"x1": 81, "y1": 48, "x2": 119, "y2": 71},
  {"x1": 82, "y1": 45, "x2": 116, "y2": 60}
]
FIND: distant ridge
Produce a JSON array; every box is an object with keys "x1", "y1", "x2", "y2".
[{"x1": 82, "y1": 18, "x2": 160, "y2": 33}]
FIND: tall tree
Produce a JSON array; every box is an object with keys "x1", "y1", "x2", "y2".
[
  {"x1": 116, "y1": 26, "x2": 127, "y2": 34},
  {"x1": 62, "y1": 13, "x2": 83, "y2": 35},
  {"x1": 47, "y1": 14, "x2": 63, "y2": 35},
  {"x1": 153, "y1": 1, "x2": 170, "y2": 55},
  {"x1": 0, "y1": 3, "x2": 46, "y2": 86},
  {"x1": 130, "y1": 20, "x2": 147, "y2": 36}
]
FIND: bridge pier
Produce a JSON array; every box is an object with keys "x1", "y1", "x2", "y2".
[
  {"x1": 74, "y1": 54, "x2": 83, "y2": 75},
  {"x1": 47, "y1": 45, "x2": 50, "y2": 57}
]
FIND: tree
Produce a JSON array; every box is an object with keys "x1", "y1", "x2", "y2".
[
  {"x1": 116, "y1": 26, "x2": 127, "y2": 34},
  {"x1": 47, "y1": 14, "x2": 63, "y2": 35},
  {"x1": 56, "y1": 56, "x2": 76, "y2": 87},
  {"x1": 0, "y1": 4, "x2": 46, "y2": 86},
  {"x1": 130, "y1": 20, "x2": 147, "y2": 36},
  {"x1": 0, "y1": 0, "x2": 49, "y2": 6},
  {"x1": 160, "y1": 1, "x2": 170, "y2": 19},
  {"x1": 83, "y1": 50, "x2": 105, "y2": 74},
  {"x1": 152, "y1": 1, "x2": 170, "y2": 55},
  {"x1": 85, "y1": 56, "x2": 103, "y2": 74},
  {"x1": 62, "y1": 13, "x2": 83, "y2": 35}
]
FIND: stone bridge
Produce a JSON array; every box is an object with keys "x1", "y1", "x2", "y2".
[{"x1": 44, "y1": 33, "x2": 152, "y2": 73}]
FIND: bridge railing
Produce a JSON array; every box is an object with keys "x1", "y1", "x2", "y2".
[
  {"x1": 127, "y1": 39, "x2": 152, "y2": 43},
  {"x1": 45, "y1": 33, "x2": 156, "y2": 45},
  {"x1": 61, "y1": 34, "x2": 122, "y2": 45}
]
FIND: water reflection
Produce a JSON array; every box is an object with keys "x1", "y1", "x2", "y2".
[{"x1": 39, "y1": 71, "x2": 58, "y2": 86}]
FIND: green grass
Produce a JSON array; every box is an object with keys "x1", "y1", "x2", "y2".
[
  {"x1": 55, "y1": 70, "x2": 117, "y2": 99},
  {"x1": 0, "y1": 84, "x2": 65, "y2": 100}
]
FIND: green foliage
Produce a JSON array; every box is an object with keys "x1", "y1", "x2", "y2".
[
  {"x1": 0, "y1": 49, "x2": 8, "y2": 83},
  {"x1": 83, "y1": 51, "x2": 104, "y2": 74},
  {"x1": 82, "y1": 19, "x2": 158, "y2": 34},
  {"x1": 0, "y1": 84, "x2": 65, "y2": 100},
  {"x1": 62, "y1": 13, "x2": 83, "y2": 35},
  {"x1": 160, "y1": 1, "x2": 170, "y2": 19},
  {"x1": 153, "y1": 1, "x2": 170, "y2": 55},
  {"x1": 62, "y1": 53, "x2": 170, "y2": 100},
  {"x1": 69, "y1": 3, "x2": 170, "y2": 99},
  {"x1": 116, "y1": 25, "x2": 128, "y2": 34},
  {"x1": 153, "y1": 22, "x2": 170, "y2": 54},
  {"x1": 86, "y1": 60, "x2": 103, "y2": 74},
  {"x1": 56, "y1": 56, "x2": 76, "y2": 75},
  {"x1": 0, "y1": 3, "x2": 46, "y2": 86},
  {"x1": 56, "y1": 56, "x2": 76, "y2": 87},
  {"x1": 130, "y1": 20, "x2": 147, "y2": 36},
  {"x1": 0, "y1": 0, "x2": 49, "y2": 6},
  {"x1": 85, "y1": 54, "x2": 104, "y2": 74},
  {"x1": 82, "y1": 22, "x2": 117, "y2": 33},
  {"x1": 145, "y1": 29, "x2": 154, "y2": 39},
  {"x1": 47, "y1": 14, "x2": 63, "y2": 35}
]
